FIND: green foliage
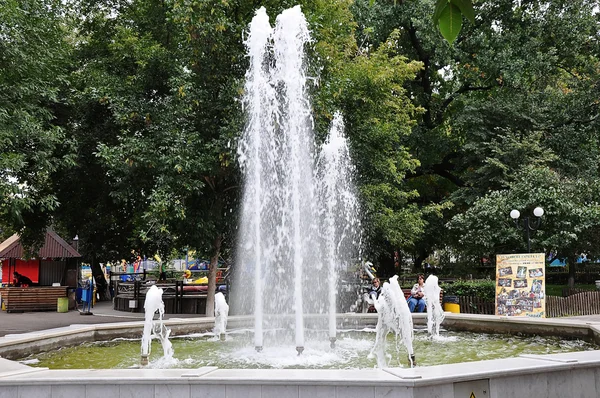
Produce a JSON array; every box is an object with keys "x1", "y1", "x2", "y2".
[
  {"x1": 0, "y1": 0, "x2": 75, "y2": 247},
  {"x1": 4, "y1": 0, "x2": 600, "y2": 289},
  {"x1": 353, "y1": 0, "x2": 600, "y2": 272},
  {"x1": 546, "y1": 284, "x2": 598, "y2": 297},
  {"x1": 441, "y1": 279, "x2": 496, "y2": 301},
  {"x1": 314, "y1": 28, "x2": 425, "y2": 258},
  {"x1": 449, "y1": 166, "x2": 600, "y2": 261},
  {"x1": 433, "y1": 0, "x2": 475, "y2": 43},
  {"x1": 437, "y1": 3, "x2": 462, "y2": 44}
]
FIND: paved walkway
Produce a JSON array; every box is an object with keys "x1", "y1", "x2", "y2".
[{"x1": 0, "y1": 300, "x2": 204, "y2": 337}]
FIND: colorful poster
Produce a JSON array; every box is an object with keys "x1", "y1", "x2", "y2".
[{"x1": 495, "y1": 253, "x2": 545, "y2": 317}]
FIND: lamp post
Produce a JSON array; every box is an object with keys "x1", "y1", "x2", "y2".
[
  {"x1": 73, "y1": 234, "x2": 79, "y2": 277},
  {"x1": 510, "y1": 207, "x2": 544, "y2": 253}
]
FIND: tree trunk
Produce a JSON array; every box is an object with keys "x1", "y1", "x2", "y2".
[
  {"x1": 91, "y1": 253, "x2": 111, "y2": 301},
  {"x1": 567, "y1": 254, "x2": 576, "y2": 289},
  {"x1": 205, "y1": 234, "x2": 222, "y2": 317}
]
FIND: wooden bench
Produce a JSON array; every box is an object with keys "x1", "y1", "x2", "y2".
[
  {"x1": 402, "y1": 288, "x2": 444, "y2": 304},
  {"x1": 0, "y1": 286, "x2": 67, "y2": 312}
]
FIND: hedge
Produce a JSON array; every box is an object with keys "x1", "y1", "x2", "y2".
[{"x1": 440, "y1": 279, "x2": 496, "y2": 302}]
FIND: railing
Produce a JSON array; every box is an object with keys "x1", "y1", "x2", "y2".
[
  {"x1": 113, "y1": 280, "x2": 227, "y2": 314},
  {"x1": 457, "y1": 296, "x2": 495, "y2": 315},
  {"x1": 455, "y1": 292, "x2": 600, "y2": 317},
  {"x1": 546, "y1": 291, "x2": 600, "y2": 317}
]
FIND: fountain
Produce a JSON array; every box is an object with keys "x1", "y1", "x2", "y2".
[
  {"x1": 2, "y1": 6, "x2": 600, "y2": 398},
  {"x1": 234, "y1": 5, "x2": 360, "y2": 355}
]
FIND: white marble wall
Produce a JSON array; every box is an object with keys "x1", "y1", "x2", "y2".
[{"x1": 1, "y1": 352, "x2": 600, "y2": 398}]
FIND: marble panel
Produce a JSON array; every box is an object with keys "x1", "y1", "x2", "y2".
[
  {"x1": 335, "y1": 385, "x2": 375, "y2": 398},
  {"x1": 375, "y1": 385, "x2": 412, "y2": 398},
  {"x1": 191, "y1": 384, "x2": 226, "y2": 398},
  {"x1": 86, "y1": 384, "x2": 119, "y2": 398},
  {"x1": 0, "y1": 386, "x2": 17, "y2": 398},
  {"x1": 18, "y1": 385, "x2": 51, "y2": 398},
  {"x1": 546, "y1": 369, "x2": 573, "y2": 398},
  {"x1": 413, "y1": 384, "x2": 454, "y2": 398},
  {"x1": 51, "y1": 384, "x2": 86, "y2": 398},
  {"x1": 550, "y1": 368, "x2": 597, "y2": 398},
  {"x1": 299, "y1": 384, "x2": 335, "y2": 398},
  {"x1": 226, "y1": 384, "x2": 261, "y2": 398},
  {"x1": 489, "y1": 373, "x2": 548, "y2": 397},
  {"x1": 155, "y1": 383, "x2": 191, "y2": 398},
  {"x1": 262, "y1": 385, "x2": 299, "y2": 398},
  {"x1": 119, "y1": 384, "x2": 154, "y2": 398}
]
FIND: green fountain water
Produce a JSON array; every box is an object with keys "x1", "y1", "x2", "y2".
[{"x1": 19, "y1": 329, "x2": 597, "y2": 370}]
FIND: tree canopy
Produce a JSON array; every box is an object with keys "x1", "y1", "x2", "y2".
[{"x1": 1, "y1": 0, "x2": 599, "y2": 290}]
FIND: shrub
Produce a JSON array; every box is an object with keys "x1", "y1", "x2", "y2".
[{"x1": 440, "y1": 279, "x2": 496, "y2": 302}]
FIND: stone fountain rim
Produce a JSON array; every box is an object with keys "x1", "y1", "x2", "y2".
[{"x1": 0, "y1": 312, "x2": 600, "y2": 396}]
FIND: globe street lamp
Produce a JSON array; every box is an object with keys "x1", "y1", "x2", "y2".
[{"x1": 510, "y1": 207, "x2": 544, "y2": 253}]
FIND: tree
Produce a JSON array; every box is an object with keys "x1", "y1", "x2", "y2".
[
  {"x1": 449, "y1": 166, "x2": 600, "y2": 287},
  {"x1": 0, "y1": 0, "x2": 75, "y2": 249},
  {"x1": 351, "y1": 0, "x2": 600, "y2": 269}
]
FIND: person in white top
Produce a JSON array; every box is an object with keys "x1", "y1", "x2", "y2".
[{"x1": 407, "y1": 274, "x2": 426, "y2": 312}]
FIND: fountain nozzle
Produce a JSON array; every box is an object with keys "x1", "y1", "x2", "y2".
[
  {"x1": 255, "y1": 346, "x2": 263, "y2": 352},
  {"x1": 409, "y1": 354, "x2": 416, "y2": 368},
  {"x1": 296, "y1": 346, "x2": 304, "y2": 355},
  {"x1": 329, "y1": 337, "x2": 336, "y2": 349},
  {"x1": 140, "y1": 354, "x2": 149, "y2": 366}
]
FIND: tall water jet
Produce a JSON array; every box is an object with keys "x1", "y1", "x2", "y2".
[
  {"x1": 238, "y1": 5, "x2": 273, "y2": 353},
  {"x1": 424, "y1": 275, "x2": 445, "y2": 338},
  {"x1": 140, "y1": 285, "x2": 173, "y2": 366},
  {"x1": 317, "y1": 112, "x2": 361, "y2": 347},
  {"x1": 235, "y1": 6, "x2": 360, "y2": 354}
]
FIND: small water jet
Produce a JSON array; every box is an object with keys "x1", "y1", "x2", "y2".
[
  {"x1": 140, "y1": 285, "x2": 173, "y2": 366},
  {"x1": 214, "y1": 292, "x2": 229, "y2": 341},
  {"x1": 424, "y1": 274, "x2": 445, "y2": 338},
  {"x1": 369, "y1": 276, "x2": 415, "y2": 367}
]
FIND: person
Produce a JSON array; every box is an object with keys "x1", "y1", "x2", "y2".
[
  {"x1": 13, "y1": 272, "x2": 33, "y2": 287},
  {"x1": 366, "y1": 278, "x2": 381, "y2": 313},
  {"x1": 407, "y1": 274, "x2": 426, "y2": 312},
  {"x1": 369, "y1": 278, "x2": 381, "y2": 300},
  {"x1": 159, "y1": 263, "x2": 167, "y2": 281}
]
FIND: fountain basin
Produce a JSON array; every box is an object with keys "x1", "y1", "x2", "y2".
[
  {"x1": 1, "y1": 313, "x2": 600, "y2": 397},
  {"x1": 20, "y1": 328, "x2": 597, "y2": 370}
]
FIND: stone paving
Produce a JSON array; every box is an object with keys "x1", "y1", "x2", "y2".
[{"x1": 0, "y1": 300, "x2": 203, "y2": 337}]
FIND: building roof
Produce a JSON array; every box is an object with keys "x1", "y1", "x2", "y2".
[{"x1": 0, "y1": 230, "x2": 81, "y2": 259}]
